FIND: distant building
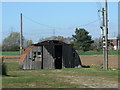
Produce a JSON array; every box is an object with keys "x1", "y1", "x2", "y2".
[{"x1": 108, "y1": 38, "x2": 120, "y2": 50}]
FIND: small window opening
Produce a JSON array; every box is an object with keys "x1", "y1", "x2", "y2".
[
  {"x1": 32, "y1": 52, "x2": 36, "y2": 61},
  {"x1": 37, "y1": 52, "x2": 41, "y2": 58}
]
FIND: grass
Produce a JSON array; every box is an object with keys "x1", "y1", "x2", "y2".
[
  {"x1": 1, "y1": 50, "x2": 119, "y2": 56},
  {"x1": 2, "y1": 61, "x2": 119, "y2": 88},
  {"x1": 1, "y1": 51, "x2": 20, "y2": 56},
  {"x1": 77, "y1": 50, "x2": 119, "y2": 55}
]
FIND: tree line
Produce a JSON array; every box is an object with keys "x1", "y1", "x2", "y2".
[
  {"x1": 1, "y1": 28, "x2": 103, "y2": 51},
  {"x1": 1, "y1": 32, "x2": 33, "y2": 51}
]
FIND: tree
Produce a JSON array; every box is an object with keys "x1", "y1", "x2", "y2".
[
  {"x1": 2, "y1": 32, "x2": 33, "y2": 51},
  {"x1": 23, "y1": 39, "x2": 33, "y2": 49},
  {"x1": 2, "y1": 32, "x2": 20, "y2": 51},
  {"x1": 91, "y1": 37, "x2": 103, "y2": 51},
  {"x1": 72, "y1": 28, "x2": 93, "y2": 51}
]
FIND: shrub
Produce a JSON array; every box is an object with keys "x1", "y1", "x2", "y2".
[
  {"x1": 2, "y1": 62, "x2": 7, "y2": 75},
  {"x1": 0, "y1": 57, "x2": 7, "y2": 75}
]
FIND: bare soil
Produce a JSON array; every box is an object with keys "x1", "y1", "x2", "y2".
[{"x1": 80, "y1": 55, "x2": 119, "y2": 68}]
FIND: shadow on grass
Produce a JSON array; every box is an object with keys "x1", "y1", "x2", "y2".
[
  {"x1": 82, "y1": 65, "x2": 90, "y2": 68},
  {"x1": 2, "y1": 75, "x2": 17, "y2": 77}
]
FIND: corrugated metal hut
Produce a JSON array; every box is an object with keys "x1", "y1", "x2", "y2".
[{"x1": 20, "y1": 40, "x2": 82, "y2": 69}]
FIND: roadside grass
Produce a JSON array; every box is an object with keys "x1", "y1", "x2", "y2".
[{"x1": 2, "y1": 61, "x2": 119, "y2": 88}]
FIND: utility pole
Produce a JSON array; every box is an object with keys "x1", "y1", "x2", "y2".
[
  {"x1": 20, "y1": 13, "x2": 23, "y2": 55},
  {"x1": 104, "y1": 0, "x2": 108, "y2": 70},
  {"x1": 101, "y1": 8, "x2": 106, "y2": 70},
  {"x1": 99, "y1": 0, "x2": 108, "y2": 70}
]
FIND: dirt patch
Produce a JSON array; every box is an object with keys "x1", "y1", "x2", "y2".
[
  {"x1": 0, "y1": 55, "x2": 20, "y2": 62},
  {"x1": 80, "y1": 55, "x2": 118, "y2": 68}
]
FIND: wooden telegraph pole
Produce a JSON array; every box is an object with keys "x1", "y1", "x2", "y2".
[
  {"x1": 20, "y1": 13, "x2": 23, "y2": 55},
  {"x1": 100, "y1": 0, "x2": 108, "y2": 70},
  {"x1": 101, "y1": 8, "x2": 106, "y2": 70},
  {"x1": 104, "y1": 0, "x2": 108, "y2": 70}
]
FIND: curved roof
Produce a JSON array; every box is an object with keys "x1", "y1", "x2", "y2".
[{"x1": 34, "y1": 40, "x2": 69, "y2": 46}]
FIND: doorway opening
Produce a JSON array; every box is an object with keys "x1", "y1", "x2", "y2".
[{"x1": 55, "y1": 45, "x2": 62, "y2": 69}]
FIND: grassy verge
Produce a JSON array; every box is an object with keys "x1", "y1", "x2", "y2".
[{"x1": 2, "y1": 61, "x2": 119, "y2": 88}]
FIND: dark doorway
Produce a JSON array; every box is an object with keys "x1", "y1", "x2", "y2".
[{"x1": 55, "y1": 45, "x2": 62, "y2": 69}]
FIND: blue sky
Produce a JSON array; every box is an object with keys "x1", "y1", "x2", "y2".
[{"x1": 2, "y1": 2, "x2": 118, "y2": 43}]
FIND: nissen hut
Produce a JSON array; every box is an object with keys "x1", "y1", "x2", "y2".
[{"x1": 20, "y1": 40, "x2": 82, "y2": 69}]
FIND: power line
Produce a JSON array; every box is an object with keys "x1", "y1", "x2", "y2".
[
  {"x1": 76, "y1": 19, "x2": 99, "y2": 28},
  {"x1": 23, "y1": 14, "x2": 55, "y2": 29},
  {"x1": 61, "y1": 19, "x2": 100, "y2": 30},
  {"x1": 23, "y1": 14, "x2": 100, "y2": 30}
]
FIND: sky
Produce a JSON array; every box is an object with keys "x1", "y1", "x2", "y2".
[
  {"x1": 1, "y1": 2, "x2": 118, "y2": 43},
  {"x1": 118, "y1": 2, "x2": 120, "y2": 35}
]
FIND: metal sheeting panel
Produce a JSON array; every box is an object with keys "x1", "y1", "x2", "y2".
[
  {"x1": 22, "y1": 46, "x2": 42, "y2": 69},
  {"x1": 62, "y1": 45, "x2": 74, "y2": 68},
  {"x1": 74, "y1": 49, "x2": 82, "y2": 67},
  {"x1": 23, "y1": 52, "x2": 31, "y2": 69},
  {"x1": 43, "y1": 45, "x2": 55, "y2": 69},
  {"x1": 30, "y1": 61, "x2": 41, "y2": 69},
  {"x1": 71, "y1": 48, "x2": 75, "y2": 68},
  {"x1": 23, "y1": 56, "x2": 27, "y2": 69}
]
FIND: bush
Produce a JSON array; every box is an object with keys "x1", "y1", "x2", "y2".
[
  {"x1": 2, "y1": 62, "x2": 7, "y2": 75},
  {"x1": 0, "y1": 57, "x2": 7, "y2": 75}
]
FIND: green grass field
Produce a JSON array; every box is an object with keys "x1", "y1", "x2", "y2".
[
  {"x1": 77, "y1": 50, "x2": 119, "y2": 55},
  {"x1": 1, "y1": 50, "x2": 119, "y2": 55},
  {"x1": 2, "y1": 61, "x2": 119, "y2": 88},
  {"x1": 1, "y1": 51, "x2": 20, "y2": 56}
]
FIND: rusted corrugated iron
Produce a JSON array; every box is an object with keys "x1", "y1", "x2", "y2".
[{"x1": 20, "y1": 45, "x2": 34, "y2": 64}]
